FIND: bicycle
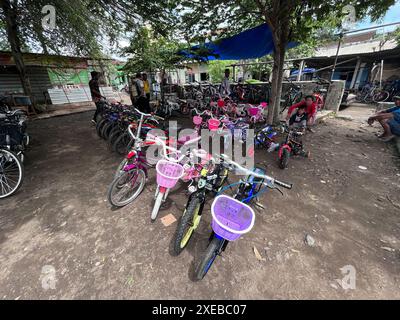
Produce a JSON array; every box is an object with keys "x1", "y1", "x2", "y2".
[
  {"x1": 280, "y1": 79, "x2": 303, "y2": 114},
  {"x1": 173, "y1": 154, "x2": 229, "y2": 255},
  {"x1": 194, "y1": 155, "x2": 292, "y2": 280},
  {"x1": 0, "y1": 148, "x2": 24, "y2": 199},
  {"x1": 278, "y1": 122, "x2": 309, "y2": 169},
  {"x1": 147, "y1": 135, "x2": 203, "y2": 222}
]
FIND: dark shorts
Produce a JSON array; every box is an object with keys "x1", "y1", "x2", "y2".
[{"x1": 389, "y1": 119, "x2": 400, "y2": 136}]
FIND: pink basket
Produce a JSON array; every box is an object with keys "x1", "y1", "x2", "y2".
[
  {"x1": 193, "y1": 116, "x2": 203, "y2": 126},
  {"x1": 211, "y1": 195, "x2": 255, "y2": 241},
  {"x1": 156, "y1": 160, "x2": 184, "y2": 189},
  {"x1": 208, "y1": 119, "x2": 220, "y2": 131},
  {"x1": 248, "y1": 107, "x2": 260, "y2": 116}
]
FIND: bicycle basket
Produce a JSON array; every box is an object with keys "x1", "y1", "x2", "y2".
[
  {"x1": 211, "y1": 195, "x2": 255, "y2": 241},
  {"x1": 156, "y1": 160, "x2": 184, "y2": 189},
  {"x1": 208, "y1": 119, "x2": 220, "y2": 131}
]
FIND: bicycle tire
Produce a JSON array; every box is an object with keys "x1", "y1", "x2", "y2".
[
  {"x1": 373, "y1": 91, "x2": 390, "y2": 103},
  {"x1": 102, "y1": 122, "x2": 116, "y2": 140},
  {"x1": 0, "y1": 149, "x2": 24, "y2": 199},
  {"x1": 107, "y1": 168, "x2": 146, "y2": 207},
  {"x1": 112, "y1": 132, "x2": 131, "y2": 155},
  {"x1": 108, "y1": 128, "x2": 124, "y2": 148},
  {"x1": 151, "y1": 190, "x2": 164, "y2": 222},
  {"x1": 195, "y1": 236, "x2": 225, "y2": 280},
  {"x1": 279, "y1": 148, "x2": 290, "y2": 169},
  {"x1": 96, "y1": 119, "x2": 108, "y2": 138},
  {"x1": 173, "y1": 197, "x2": 203, "y2": 255}
]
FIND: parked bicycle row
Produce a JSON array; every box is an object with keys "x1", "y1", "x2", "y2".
[
  {"x1": 94, "y1": 92, "x2": 314, "y2": 280},
  {"x1": 0, "y1": 96, "x2": 30, "y2": 199},
  {"x1": 355, "y1": 79, "x2": 400, "y2": 104}
]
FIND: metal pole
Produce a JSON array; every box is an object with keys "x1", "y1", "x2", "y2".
[
  {"x1": 350, "y1": 57, "x2": 361, "y2": 89},
  {"x1": 331, "y1": 35, "x2": 343, "y2": 81},
  {"x1": 297, "y1": 60, "x2": 304, "y2": 82},
  {"x1": 340, "y1": 21, "x2": 400, "y2": 35},
  {"x1": 380, "y1": 59, "x2": 384, "y2": 89}
]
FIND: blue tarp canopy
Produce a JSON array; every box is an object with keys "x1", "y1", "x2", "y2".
[
  {"x1": 180, "y1": 23, "x2": 298, "y2": 61},
  {"x1": 290, "y1": 68, "x2": 316, "y2": 76}
]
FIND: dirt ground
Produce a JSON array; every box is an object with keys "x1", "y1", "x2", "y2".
[{"x1": 0, "y1": 106, "x2": 399, "y2": 300}]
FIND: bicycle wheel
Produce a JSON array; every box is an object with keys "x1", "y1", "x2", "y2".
[
  {"x1": 195, "y1": 236, "x2": 225, "y2": 280},
  {"x1": 279, "y1": 148, "x2": 290, "y2": 169},
  {"x1": 101, "y1": 122, "x2": 115, "y2": 140},
  {"x1": 151, "y1": 189, "x2": 165, "y2": 222},
  {"x1": 107, "y1": 168, "x2": 146, "y2": 207},
  {"x1": 108, "y1": 128, "x2": 124, "y2": 148},
  {"x1": 96, "y1": 119, "x2": 108, "y2": 138},
  {"x1": 112, "y1": 132, "x2": 131, "y2": 155},
  {"x1": 373, "y1": 91, "x2": 390, "y2": 103},
  {"x1": 0, "y1": 149, "x2": 24, "y2": 199},
  {"x1": 173, "y1": 197, "x2": 203, "y2": 255}
]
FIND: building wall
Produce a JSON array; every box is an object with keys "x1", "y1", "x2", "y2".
[{"x1": 0, "y1": 65, "x2": 52, "y2": 104}]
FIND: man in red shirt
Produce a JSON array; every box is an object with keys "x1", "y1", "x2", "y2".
[{"x1": 286, "y1": 95, "x2": 317, "y2": 131}]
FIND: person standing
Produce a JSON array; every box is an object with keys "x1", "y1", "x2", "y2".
[
  {"x1": 129, "y1": 73, "x2": 142, "y2": 106},
  {"x1": 220, "y1": 69, "x2": 231, "y2": 96},
  {"x1": 143, "y1": 73, "x2": 151, "y2": 101},
  {"x1": 134, "y1": 73, "x2": 151, "y2": 113},
  {"x1": 89, "y1": 71, "x2": 104, "y2": 124}
]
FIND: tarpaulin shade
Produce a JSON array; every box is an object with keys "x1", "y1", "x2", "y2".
[{"x1": 180, "y1": 23, "x2": 298, "y2": 61}]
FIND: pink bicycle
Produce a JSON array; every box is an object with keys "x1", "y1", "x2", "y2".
[{"x1": 147, "y1": 135, "x2": 209, "y2": 222}]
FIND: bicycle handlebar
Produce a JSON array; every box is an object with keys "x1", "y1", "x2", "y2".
[
  {"x1": 145, "y1": 134, "x2": 202, "y2": 163},
  {"x1": 220, "y1": 154, "x2": 293, "y2": 189}
]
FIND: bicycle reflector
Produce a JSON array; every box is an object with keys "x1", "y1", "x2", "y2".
[{"x1": 127, "y1": 150, "x2": 137, "y2": 159}]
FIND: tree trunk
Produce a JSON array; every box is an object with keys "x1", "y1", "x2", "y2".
[
  {"x1": 2, "y1": 0, "x2": 34, "y2": 101},
  {"x1": 267, "y1": 36, "x2": 286, "y2": 124}
]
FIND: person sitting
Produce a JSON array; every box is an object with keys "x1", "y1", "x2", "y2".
[
  {"x1": 368, "y1": 96, "x2": 400, "y2": 142},
  {"x1": 288, "y1": 105, "x2": 310, "y2": 158},
  {"x1": 289, "y1": 104, "x2": 307, "y2": 131},
  {"x1": 286, "y1": 95, "x2": 317, "y2": 132}
]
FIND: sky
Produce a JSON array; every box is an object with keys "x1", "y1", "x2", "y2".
[{"x1": 355, "y1": 0, "x2": 400, "y2": 33}]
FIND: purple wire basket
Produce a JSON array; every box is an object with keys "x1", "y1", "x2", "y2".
[{"x1": 211, "y1": 195, "x2": 255, "y2": 241}]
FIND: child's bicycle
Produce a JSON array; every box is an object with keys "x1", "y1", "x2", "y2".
[
  {"x1": 254, "y1": 124, "x2": 279, "y2": 152},
  {"x1": 107, "y1": 109, "x2": 165, "y2": 207},
  {"x1": 278, "y1": 122, "x2": 309, "y2": 169},
  {"x1": 146, "y1": 134, "x2": 205, "y2": 222},
  {"x1": 247, "y1": 102, "x2": 268, "y2": 128},
  {"x1": 194, "y1": 155, "x2": 293, "y2": 280},
  {"x1": 173, "y1": 154, "x2": 230, "y2": 255}
]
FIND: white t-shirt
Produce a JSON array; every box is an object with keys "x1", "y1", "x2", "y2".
[{"x1": 221, "y1": 77, "x2": 231, "y2": 95}]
